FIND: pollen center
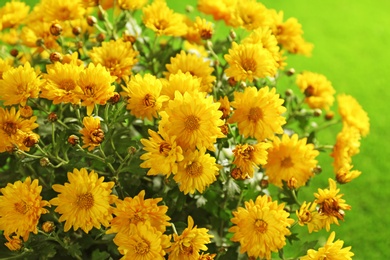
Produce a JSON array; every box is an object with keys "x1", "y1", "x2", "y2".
[
  {"x1": 60, "y1": 79, "x2": 76, "y2": 91},
  {"x1": 159, "y1": 142, "x2": 171, "y2": 156},
  {"x1": 135, "y1": 239, "x2": 150, "y2": 255},
  {"x1": 3, "y1": 122, "x2": 18, "y2": 135},
  {"x1": 14, "y1": 201, "x2": 30, "y2": 214},
  {"x1": 281, "y1": 156, "x2": 294, "y2": 168},
  {"x1": 143, "y1": 94, "x2": 156, "y2": 107},
  {"x1": 254, "y1": 219, "x2": 268, "y2": 233},
  {"x1": 182, "y1": 245, "x2": 194, "y2": 256},
  {"x1": 248, "y1": 107, "x2": 263, "y2": 122},
  {"x1": 186, "y1": 161, "x2": 203, "y2": 176},
  {"x1": 184, "y1": 115, "x2": 200, "y2": 131},
  {"x1": 242, "y1": 58, "x2": 256, "y2": 73},
  {"x1": 90, "y1": 129, "x2": 104, "y2": 144},
  {"x1": 77, "y1": 192, "x2": 94, "y2": 210},
  {"x1": 105, "y1": 58, "x2": 119, "y2": 69},
  {"x1": 319, "y1": 198, "x2": 344, "y2": 220},
  {"x1": 84, "y1": 85, "x2": 95, "y2": 96}
]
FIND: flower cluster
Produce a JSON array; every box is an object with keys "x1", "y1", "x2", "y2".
[{"x1": 0, "y1": 0, "x2": 369, "y2": 259}]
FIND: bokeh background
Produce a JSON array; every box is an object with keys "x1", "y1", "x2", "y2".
[{"x1": 2, "y1": 0, "x2": 389, "y2": 259}]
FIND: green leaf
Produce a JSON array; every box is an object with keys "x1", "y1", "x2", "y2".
[{"x1": 91, "y1": 249, "x2": 110, "y2": 260}]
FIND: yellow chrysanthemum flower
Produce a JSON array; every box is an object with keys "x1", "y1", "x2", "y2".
[
  {"x1": 229, "y1": 195, "x2": 294, "y2": 259},
  {"x1": 89, "y1": 39, "x2": 139, "y2": 80},
  {"x1": 21, "y1": 21, "x2": 60, "y2": 51},
  {"x1": 50, "y1": 168, "x2": 117, "y2": 233},
  {"x1": 168, "y1": 216, "x2": 213, "y2": 259},
  {"x1": 77, "y1": 63, "x2": 116, "y2": 116},
  {"x1": 41, "y1": 62, "x2": 84, "y2": 105},
  {"x1": 229, "y1": 86, "x2": 286, "y2": 141},
  {"x1": 142, "y1": 0, "x2": 187, "y2": 37},
  {"x1": 121, "y1": 73, "x2": 169, "y2": 120},
  {"x1": 0, "y1": 58, "x2": 13, "y2": 80},
  {"x1": 197, "y1": 0, "x2": 237, "y2": 25},
  {"x1": 230, "y1": 0, "x2": 271, "y2": 30},
  {"x1": 0, "y1": 106, "x2": 39, "y2": 153},
  {"x1": 296, "y1": 201, "x2": 326, "y2": 233},
  {"x1": 114, "y1": 222, "x2": 171, "y2": 259},
  {"x1": 165, "y1": 50, "x2": 216, "y2": 93},
  {"x1": 217, "y1": 96, "x2": 231, "y2": 120},
  {"x1": 232, "y1": 142, "x2": 271, "y2": 178},
  {"x1": 337, "y1": 94, "x2": 370, "y2": 137},
  {"x1": 174, "y1": 148, "x2": 219, "y2": 194},
  {"x1": 159, "y1": 91, "x2": 224, "y2": 151},
  {"x1": 224, "y1": 42, "x2": 278, "y2": 82},
  {"x1": 0, "y1": 0, "x2": 30, "y2": 29},
  {"x1": 118, "y1": 0, "x2": 148, "y2": 10},
  {"x1": 264, "y1": 134, "x2": 319, "y2": 188},
  {"x1": 301, "y1": 231, "x2": 354, "y2": 260},
  {"x1": 296, "y1": 71, "x2": 335, "y2": 110},
  {"x1": 0, "y1": 62, "x2": 42, "y2": 106},
  {"x1": 107, "y1": 190, "x2": 171, "y2": 235},
  {"x1": 79, "y1": 116, "x2": 104, "y2": 151},
  {"x1": 140, "y1": 129, "x2": 184, "y2": 177},
  {"x1": 314, "y1": 178, "x2": 351, "y2": 231},
  {"x1": 0, "y1": 177, "x2": 50, "y2": 242},
  {"x1": 40, "y1": 0, "x2": 85, "y2": 22},
  {"x1": 4, "y1": 235, "x2": 23, "y2": 251},
  {"x1": 335, "y1": 165, "x2": 362, "y2": 185}
]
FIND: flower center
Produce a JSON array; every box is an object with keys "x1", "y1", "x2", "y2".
[
  {"x1": 60, "y1": 79, "x2": 76, "y2": 91},
  {"x1": 155, "y1": 20, "x2": 169, "y2": 31},
  {"x1": 143, "y1": 94, "x2": 156, "y2": 107},
  {"x1": 105, "y1": 58, "x2": 119, "y2": 69},
  {"x1": 319, "y1": 198, "x2": 344, "y2": 220},
  {"x1": 234, "y1": 144, "x2": 254, "y2": 161},
  {"x1": 77, "y1": 192, "x2": 94, "y2": 210},
  {"x1": 186, "y1": 161, "x2": 203, "y2": 176},
  {"x1": 3, "y1": 122, "x2": 17, "y2": 135},
  {"x1": 281, "y1": 156, "x2": 294, "y2": 168},
  {"x1": 182, "y1": 245, "x2": 194, "y2": 256},
  {"x1": 14, "y1": 201, "x2": 30, "y2": 214},
  {"x1": 248, "y1": 107, "x2": 263, "y2": 122},
  {"x1": 242, "y1": 58, "x2": 256, "y2": 73},
  {"x1": 184, "y1": 115, "x2": 200, "y2": 132},
  {"x1": 254, "y1": 219, "x2": 268, "y2": 233},
  {"x1": 135, "y1": 239, "x2": 150, "y2": 255},
  {"x1": 159, "y1": 142, "x2": 171, "y2": 156},
  {"x1": 90, "y1": 129, "x2": 104, "y2": 144},
  {"x1": 84, "y1": 85, "x2": 95, "y2": 96}
]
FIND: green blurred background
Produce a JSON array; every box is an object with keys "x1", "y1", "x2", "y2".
[{"x1": 2, "y1": 0, "x2": 389, "y2": 259}]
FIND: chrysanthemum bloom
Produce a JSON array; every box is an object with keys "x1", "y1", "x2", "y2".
[
  {"x1": 40, "y1": 0, "x2": 85, "y2": 22},
  {"x1": 0, "y1": 58, "x2": 12, "y2": 80},
  {"x1": 50, "y1": 168, "x2": 117, "y2": 233},
  {"x1": 193, "y1": 16, "x2": 214, "y2": 40},
  {"x1": 232, "y1": 142, "x2": 271, "y2": 178},
  {"x1": 229, "y1": 195, "x2": 294, "y2": 259},
  {"x1": 217, "y1": 96, "x2": 231, "y2": 120},
  {"x1": 241, "y1": 27, "x2": 281, "y2": 68},
  {"x1": 21, "y1": 21, "x2": 60, "y2": 51},
  {"x1": 77, "y1": 63, "x2": 116, "y2": 116},
  {"x1": 89, "y1": 40, "x2": 139, "y2": 80},
  {"x1": 140, "y1": 129, "x2": 184, "y2": 177},
  {"x1": 118, "y1": 0, "x2": 148, "y2": 10},
  {"x1": 0, "y1": 177, "x2": 50, "y2": 242},
  {"x1": 160, "y1": 71, "x2": 203, "y2": 105},
  {"x1": 0, "y1": 107, "x2": 39, "y2": 153},
  {"x1": 314, "y1": 178, "x2": 351, "y2": 231},
  {"x1": 230, "y1": 0, "x2": 271, "y2": 30},
  {"x1": 79, "y1": 116, "x2": 104, "y2": 151},
  {"x1": 224, "y1": 42, "x2": 278, "y2": 82},
  {"x1": 174, "y1": 148, "x2": 219, "y2": 194},
  {"x1": 264, "y1": 134, "x2": 319, "y2": 188},
  {"x1": 0, "y1": 62, "x2": 42, "y2": 106},
  {"x1": 301, "y1": 231, "x2": 354, "y2": 260},
  {"x1": 107, "y1": 190, "x2": 171, "y2": 235},
  {"x1": 41, "y1": 62, "x2": 84, "y2": 105},
  {"x1": 121, "y1": 74, "x2": 169, "y2": 120},
  {"x1": 0, "y1": 0, "x2": 30, "y2": 29},
  {"x1": 229, "y1": 86, "x2": 286, "y2": 141},
  {"x1": 114, "y1": 222, "x2": 171, "y2": 259},
  {"x1": 159, "y1": 91, "x2": 224, "y2": 151},
  {"x1": 4, "y1": 235, "x2": 22, "y2": 251},
  {"x1": 142, "y1": 0, "x2": 187, "y2": 37},
  {"x1": 337, "y1": 94, "x2": 370, "y2": 137},
  {"x1": 197, "y1": 0, "x2": 237, "y2": 25},
  {"x1": 296, "y1": 71, "x2": 335, "y2": 110},
  {"x1": 19, "y1": 105, "x2": 33, "y2": 118},
  {"x1": 165, "y1": 50, "x2": 216, "y2": 93},
  {"x1": 335, "y1": 165, "x2": 362, "y2": 185},
  {"x1": 168, "y1": 216, "x2": 213, "y2": 259},
  {"x1": 296, "y1": 201, "x2": 326, "y2": 233}
]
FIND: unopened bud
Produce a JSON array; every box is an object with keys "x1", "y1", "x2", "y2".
[
  {"x1": 50, "y1": 52, "x2": 63, "y2": 63},
  {"x1": 231, "y1": 168, "x2": 244, "y2": 180},
  {"x1": 10, "y1": 49, "x2": 19, "y2": 57},
  {"x1": 19, "y1": 105, "x2": 33, "y2": 118},
  {"x1": 286, "y1": 68, "x2": 295, "y2": 76},
  {"x1": 36, "y1": 38, "x2": 45, "y2": 47},
  {"x1": 123, "y1": 33, "x2": 136, "y2": 43},
  {"x1": 239, "y1": 81, "x2": 247, "y2": 89},
  {"x1": 313, "y1": 108, "x2": 322, "y2": 117},
  {"x1": 285, "y1": 89, "x2": 293, "y2": 97},
  {"x1": 229, "y1": 29, "x2": 236, "y2": 41},
  {"x1": 72, "y1": 26, "x2": 82, "y2": 36},
  {"x1": 259, "y1": 179, "x2": 269, "y2": 189},
  {"x1": 219, "y1": 123, "x2": 229, "y2": 136},
  {"x1": 128, "y1": 146, "x2": 137, "y2": 155},
  {"x1": 313, "y1": 165, "x2": 322, "y2": 174},
  {"x1": 40, "y1": 157, "x2": 50, "y2": 167},
  {"x1": 50, "y1": 23, "x2": 63, "y2": 36},
  {"x1": 304, "y1": 85, "x2": 315, "y2": 97},
  {"x1": 68, "y1": 135, "x2": 79, "y2": 146},
  {"x1": 24, "y1": 134, "x2": 39, "y2": 148},
  {"x1": 48, "y1": 112, "x2": 58, "y2": 122},
  {"x1": 227, "y1": 77, "x2": 237, "y2": 87},
  {"x1": 42, "y1": 221, "x2": 55, "y2": 233},
  {"x1": 97, "y1": 33, "x2": 105, "y2": 42},
  {"x1": 185, "y1": 5, "x2": 194, "y2": 13},
  {"x1": 109, "y1": 93, "x2": 121, "y2": 104},
  {"x1": 325, "y1": 111, "x2": 334, "y2": 121},
  {"x1": 87, "y1": 16, "x2": 97, "y2": 27}
]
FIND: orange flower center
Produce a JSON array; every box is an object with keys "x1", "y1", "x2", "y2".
[
  {"x1": 184, "y1": 115, "x2": 200, "y2": 131},
  {"x1": 14, "y1": 201, "x2": 30, "y2": 214},
  {"x1": 3, "y1": 121, "x2": 18, "y2": 135},
  {"x1": 105, "y1": 58, "x2": 119, "y2": 70},
  {"x1": 159, "y1": 142, "x2": 171, "y2": 156},
  {"x1": 182, "y1": 245, "x2": 194, "y2": 256},
  {"x1": 143, "y1": 94, "x2": 156, "y2": 107},
  {"x1": 154, "y1": 20, "x2": 169, "y2": 31},
  {"x1": 186, "y1": 161, "x2": 203, "y2": 176},
  {"x1": 319, "y1": 198, "x2": 344, "y2": 220},
  {"x1": 135, "y1": 239, "x2": 150, "y2": 255},
  {"x1": 248, "y1": 107, "x2": 263, "y2": 122},
  {"x1": 281, "y1": 156, "x2": 294, "y2": 168},
  {"x1": 254, "y1": 219, "x2": 268, "y2": 233},
  {"x1": 242, "y1": 57, "x2": 256, "y2": 73},
  {"x1": 60, "y1": 79, "x2": 76, "y2": 91},
  {"x1": 299, "y1": 210, "x2": 312, "y2": 223},
  {"x1": 77, "y1": 192, "x2": 94, "y2": 210},
  {"x1": 90, "y1": 128, "x2": 104, "y2": 144},
  {"x1": 84, "y1": 85, "x2": 95, "y2": 96}
]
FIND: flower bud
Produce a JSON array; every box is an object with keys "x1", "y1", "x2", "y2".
[
  {"x1": 108, "y1": 93, "x2": 121, "y2": 104},
  {"x1": 48, "y1": 112, "x2": 58, "y2": 122},
  {"x1": 87, "y1": 16, "x2": 97, "y2": 27},
  {"x1": 42, "y1": 221, "x2": 56, "y2": 233},
  {"x1": 229, "y1": 29, "x2": 236, "y2": 41},
  {"x1": 10, "y1": 49, "x2": 19, "y2": 57},
  {"x1": 97, "y1": 33, "x2": 105, "y2": 42},
  {"x1": 313, "y1": 108, "x2": 322, "y2": 117},
  {"x1": 68, "y1": 135, "x2": 79, "y2": 146},
  {"x1": 287, "y1": 177, "x2": 298, "y2": 189},
  {"x1": 23, "y1": 134, "x2": 39, "y2": 148},
  {"x1": 231, "y1": 168, "x2": 244, "y2": 180},
  {"x1": 219, "y1": 123, "x2": 229, "y2": 136},
  {"x1": 227, "y1": 77, "x2": 237, "y2": 87},
  {"x1": 36, "y1": 38, "x2": 45, "y2": 47},
  {"x1": 40, "y1": 157, "x2": 50, "y2": 167},
  {"x1": 325, "y1": 111, "x2": 334, "y2": 121},
  {"x1": 19, "y1": 105, "x2": 33, "y2": 118},
  {"x1": 128, "y1": 146, "x2": 137, "y2": 155},
  {"x1": 286, "y1": 68, "x2": 295, "y2": 76},
  {"x1": 185, "y1": 5, "x2": 194, "y2": 13},
  {"x1": 304, "y1": 85, "x2": 315, "y2": 97},
  {"x1": 5, "y1": 236, "x2": 22, "y2": 251},
  {"x1": 285, "y1": 89, "x2": 294, "y2": 97},
  {"x1": 72, "y1": 26, "x2": 82, "y2": 36},
  {"x1": 313, "y1": 165, "x2": 322, "y2": 174},
  {"x1": 50, "y1": 23, "x2": 63, "y2": 36},
  {"x1": 259, "y1": 179, "x2": 269, "y2": 189},
  {"x1": 50, "y1": 52, "x2": 63, "y2": 63}
]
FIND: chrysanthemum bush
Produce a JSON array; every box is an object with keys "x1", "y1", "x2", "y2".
[{"x1": 0, "y1": 0, "x2": 369, "y2": 259}]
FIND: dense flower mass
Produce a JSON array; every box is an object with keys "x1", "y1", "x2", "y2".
[{"x1": 0, "y1": 0, "x2": 370, "y2": 258}]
